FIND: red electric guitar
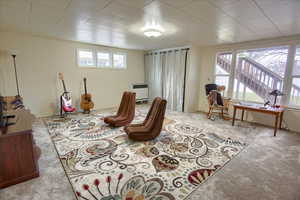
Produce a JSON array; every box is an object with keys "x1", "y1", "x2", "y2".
[{"x1": 58, "y1": 73, "x2": 76, "y2": 113}]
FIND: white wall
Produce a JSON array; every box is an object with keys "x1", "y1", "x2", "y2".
[
  {"x1": 196, "y1": 35, "x2": 300, "y2": 133},
  {"x1": 0, "y1": 31, "x2": 145, "y2": 117}
]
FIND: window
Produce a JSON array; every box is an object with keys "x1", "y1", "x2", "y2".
[
  {"x1": 77, "y1": 49, "x2": 95, "y2": 67},
  {"x1": 77, "y1": 49, "x2": 127, "y2": 70},
  {"x1": 214, "y1": 52, "x2": 232, "y2": 97},
  {"x1": 215, "y1": 45, "x2": 300, "y2": 106},
  {"x1": 290, "y1": 46, "x2": 300, "y2": 106},
  {"x1": 233, "y1": 46, "x2": 288, "y2": 103},
  {"x1": 97, "y1": 52, "x2": 111, "y2": 68},
  {"x1": 113, "y1": 53, "x2": 127, "y2": 69}
]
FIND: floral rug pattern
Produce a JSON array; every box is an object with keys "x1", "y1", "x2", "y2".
[{"x1": 45, "y1": 109, "x2": 247, "y2": 200}]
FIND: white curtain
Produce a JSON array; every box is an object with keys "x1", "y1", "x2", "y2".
[
  {"x1": 145, "y1": 48, "x2": 188, "y2": 112},
  {"x1": 145, "y1": 53, "x2": 163, "y2": 99},
  {"x1": 163, "y1": 50, "x2": 187, "y2": 111}
]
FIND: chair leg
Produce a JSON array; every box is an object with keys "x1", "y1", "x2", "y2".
[
  {"x1": 207, "y1": 106, "x2": 212, "y2": 119},
  {"x1": 207, "y1": 107, "x2": 210, "y2": 118}
]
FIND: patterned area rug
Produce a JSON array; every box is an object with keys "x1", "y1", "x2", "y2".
[{"x1": 45, "y1": 109, "x2": 247, "y2": 200}]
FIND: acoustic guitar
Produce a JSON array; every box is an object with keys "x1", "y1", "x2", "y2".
[
  {"x1": 58, "y1": 73, "x2": 76, "y2": 113},
  {"x1": 80, "y1": 78, "x2": 94, "y2": 113}
]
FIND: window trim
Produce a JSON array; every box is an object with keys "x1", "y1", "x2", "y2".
[
  {"x1": 287, "y1": 45, "x2": 300, "y2": 107},
  {"x1": 77, "y1": 48, "x2": 96, "y2": 67},
  {"x1": 96, "y1": 51, "x2": 112, "y2": 68},
  {"x1": 214, "y1": 51, "x2": 232, "y2": 77},
  {"x1": 112, "y1": 52, "x2": 127, "y2": 69},
  {"x1": 214, "y1": 52, "x2": 233, "y2": 97}
]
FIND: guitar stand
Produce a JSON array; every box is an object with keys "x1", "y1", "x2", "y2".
[
  {"x1": 60, "y1": 92, "x2": 73, "y2": 118},
  {"x1": 60, "y1": 94, "x2": 65, "y2": 118}
]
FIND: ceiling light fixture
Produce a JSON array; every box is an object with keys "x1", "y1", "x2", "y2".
[
  {"x1": 143, "y1": 20, "x2": 163, "y2": 38},
  {"x1": 144, "y1": 28, "x2": 162, "y2": 37}
]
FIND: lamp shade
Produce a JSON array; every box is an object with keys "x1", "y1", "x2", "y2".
[{"x1": 269, "y1": 89, "x2": 284, "y2": 96}]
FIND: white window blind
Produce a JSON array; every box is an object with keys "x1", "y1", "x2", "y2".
[
  {"x1": 97, "y1": 52, "x2": 111, "y2": 68},
  {"x1": 77, "y1": 49, "x2": 95, "y2": 67},
  {"x1": 113, "y1": 53, "x2": 127, "y2": 69}
]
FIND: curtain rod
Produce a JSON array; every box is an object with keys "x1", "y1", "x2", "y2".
[
  {"x1": 147, "y1": 45, "x2": 190, "y2": 52},
  {"x1": 145, "y1": 48, "x2": 190, "y2": 55}
]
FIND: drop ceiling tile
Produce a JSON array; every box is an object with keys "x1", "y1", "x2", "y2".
[
  {"x1": 62, "y1": 4, "x2": 99, "y2": 27},
  {"x1": 219, "y1": 0, "x2": 266, "y2": 21},
  {"x1": 189, "y1": 32, "x2": 222, "y2": 46},
  {"x1": 256, "y1": 0, "x2": 300, "y2": 36},
  {"x1": 157, "y1": 0, "x2": 194, "y2": 8},
  {"x1": 88, "y1": 13, "x2": 123, "y2": 26},
  {"x1": 64, "y1": 0, "x2": 109, "y2": 20},
  {"x1": 210, "y1": 15, "x2": 241, "y2": 31},
  {"x1": 230, "y1": 15, "x2": 279, "y2": 35},
  {"x1": 30, "y1": 2, "x2": 65, "y2": 26},
  {"x1": 58, "y1": 14, "x2": 89, "y2": 27},
  {"x1": 86, "y1": 18, "x2": 128, "y2": 34},
  {"x1": 0, "y1": 0, "x2": 30, "y2": 9},
  {"x1": 68, "y1": 0, "x2": 111, "y2": 11},
  {"x1": 144, "y1": 1, "x2": 205, "y2": 29},
  {"x1": 274, "y1": 17, "x2": 300, "y2": 36},
  {"x1": 31, "y1": 0, "x2": 72, "y2": 9},
  {"x1": 209, "y1": 0, "x2": 241, "y2": 6},
  {"x1": 181, "y1": 0, "x2": 229, "y2": 24},
  {"x1": 57, "y1": 17, "x2": 91, "y2": 35},
  {"x1": 2, "y1": 0, "x2": 300, "y2": 50},
  {"x1": 0, "y1": 4, "x2": 30, "y2": 28},
  {"x1": 102, "y1": 1, "x2": 145, "y2": 22},
  {"x1": 281, "y1": 26, "x2": 300, "y2": 36},
  {"x1": 255, "y1": 0, "x2": 300, "y2": 20},
  {"x1": 254, "y1": 0, "x2": 297, "y2": 7},
  {"x1": 114, "y1": 0, "x2": 154, "y2": 8}
]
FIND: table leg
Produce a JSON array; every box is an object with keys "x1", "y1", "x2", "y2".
[
  {"x1": 241, "y1": 109, "x2": 245, "y2": 121},
  {"x1": 279, "y1": 111, "x2": 284, "y2": 129},
  {"x1": 274, "y1": 114, "x2": 279, "y2": 137},
  {"x1": 221, "y1": 108, "x2": 224, "y2": 119},
  {"x1": 232, "y1": 107, "x2": 237, "y2": 126}
]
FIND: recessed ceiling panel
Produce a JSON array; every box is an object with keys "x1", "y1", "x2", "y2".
[{"x1": 0, "y1": 0, "x2": 300, "y2": 50}]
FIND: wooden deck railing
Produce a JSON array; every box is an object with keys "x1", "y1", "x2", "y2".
[{"x1": 217, "y1": 53, "x2": 300, "y2": 101}]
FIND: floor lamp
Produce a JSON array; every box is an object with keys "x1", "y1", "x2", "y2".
[
  {"x1": 12, "y1": 54, "x2": 20, "y2": 97},
  {"x1": 11, "y1": 54, "x2": 24, "y2": 109}
]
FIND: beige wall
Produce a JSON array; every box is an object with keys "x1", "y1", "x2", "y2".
[
  {"x1": 196, "y1": 35, "x2": 300, "y2": 133},
  {"x1": 0, "y1": 31, "x2": 145, "y2": 117}
]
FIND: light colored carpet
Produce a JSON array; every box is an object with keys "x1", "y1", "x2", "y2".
[
  {"x1": 1, "y1": 106, "x2": 299, "y2": 200},
  {"x1": 44, "y1": 109, "x2": 248, "y2": 200}
]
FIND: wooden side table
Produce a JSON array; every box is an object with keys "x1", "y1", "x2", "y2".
[
  {"x1": 0, "y1": 130, "x2": 40, "y2": 188},
  {"x1": 232, "y1": 104, "x2": 284, "y2": 136}
]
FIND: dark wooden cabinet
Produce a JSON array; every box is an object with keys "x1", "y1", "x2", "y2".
[{"x1": 0, "y1": 130, "x2": 40, "y2": 189}]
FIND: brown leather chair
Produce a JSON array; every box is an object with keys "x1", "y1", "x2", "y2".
[
  {"x1": 124, "y1": 97, "x2": 167, "y2": 141},
  {"x1": 104, "y1": 92, "x2": 136, "y2": 127}
]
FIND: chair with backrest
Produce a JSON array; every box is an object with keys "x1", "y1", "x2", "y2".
[
  {"x1": 124, "y1": 97, "x2": 167, "y2": 141},
  {"x1": 104, "y1": 91, "x2": 136, "y2": 127},
  {"x1": 205, "y1": 84, "x2": 229, "y2": 120}
]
